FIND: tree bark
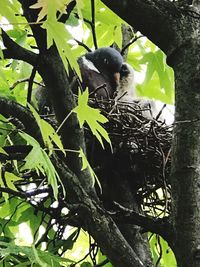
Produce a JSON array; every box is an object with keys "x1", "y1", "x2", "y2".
[{"x1": 171, "y1": 40, "x2": 200, "y2": 267}]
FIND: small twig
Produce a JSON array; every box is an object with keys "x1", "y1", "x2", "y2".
[
  {"x1": 174, "y1": 118, "x2": 199, "y2": 124},
  {"x1": 74, "y1": 12, "x2": 98, "y2": 49},
  {"x1": 109, "y1": 91, "x2": 129, "y2": 114},
  {"x1": 56, "y1": 110, "x2": 73, "y2": 134},
  {"x1": 93, "y1": 259, "x2": 109, "y2": 267},
  {"x1": 74, "y1": 39, "x2": 92, "y2": 52},
  {"x1": 121, "y1": 35, "x2": 144, "y2": 56},
  {"x1": 27, "y1": 66, "x2": 37, "y2": 104},
  {"x1": 155, "y1": 235, "x2": 162, "y2": 267},
  {"x1": 91, "y1": 0, "x2": 98, "y2": 49},
  {"x1": 10, "y1": 78, "x2": 44, "y2": 90},
  {"x1": 58, "y1": 0, "x2": 76, "y2": 23},
  {"x1": 89, "y1": 84, "x2": 108, "y2": 97},
  {"x1": 155, "y1": 104, "x2": 167, "y2": 121}
]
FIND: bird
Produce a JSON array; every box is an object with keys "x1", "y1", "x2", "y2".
[
  {"x1": 77, "y1": 47, "x2": 124, "y2": 99},
  {"x1": 34, "y1": 47, "x2": 123, "y2": 114},
  {"x1": 115, "y1": 62, "x2": 137, "y2": 102}
]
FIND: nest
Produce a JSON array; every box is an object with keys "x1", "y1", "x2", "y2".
[
  {"x1": 87, "y1": 98, "x2": 173, "y2": 214},
  {"x1": 41, "y1": 93, "x2": 173, "y2": 214}
]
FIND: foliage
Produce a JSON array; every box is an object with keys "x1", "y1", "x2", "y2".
[
  {"x1": 0, "y1": 0, "x2": 175, "y2": 266},
  {"x1": 19, "y1": 131, "x2": 60, "y2": 200},
  {"x1": 0, "y1": 241, "x2": 74, "y2": 266},
  {"x1": 73, "y1": 89, "x2": 111, "y2": 148},
  {"x1": 149, "y1": 235, "x2": 177, "y2": 267}
]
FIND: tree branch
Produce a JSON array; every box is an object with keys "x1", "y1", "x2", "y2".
[
  {"x1": 0, "y1": 145, "x2": 32, "y2": 161},
  {"x1": 91, "y1": 0, "x2": 98, "y2": 49},
  {"x1": 0, "y1": 186, "x2": 26, "y2": 198},
  {"x1": 100, "y1": 0, "x2": 191, "y2": 56},
  {"x1": 0, "y1": 97, "x2": 44, "y2": 146},
  {"x1": 121, "y1": 35, "x2": 144, "y2": 57},
  {"x1": 1, "y1": 29, "x2": 37, "y2": 65},
  {"x1": 111, "y1": 202, "x2": 174, "y2": 244},
  {"x1": 17, "y1": 0, "x2": 47, "y2": 51},
  {"x1": 58, "y1": 0, "x2": 77, "y2": 23},
  {"x1": 54, "y1": 157, "x2": 146, "y2": 267}
]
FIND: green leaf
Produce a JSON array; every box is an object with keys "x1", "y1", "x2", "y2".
[
  {"x1": 0, "y1": 197, "x2": 22, "y2": 219},
  {"x1": 76, "y1": 0, "x2": 84, "y2": 20},
  {"x1": 41, "y1": 0, "x2": 81, "y2": 77},
  {"x1": 138, "y1": 49, "x2": 174, "y2": 104},
  {"x1": 28, "y1": 104, "x2": 66, "y2": 155},
  {"x1": 73, "y1": 89, "x2": 111, "y2": 148},
  {"x1": 0, "y1": 29, "x2": 4, "y2": 59},
  {"x1": 149, "y1": 234, "x2": 177, "y2": 267},
  {"x1": 0, "y1": 147, "x2": 8, "y2": 155},
  {"x1": 79, "y1": 148, "x2": 101, "y2": 189},
  {"x1": 113, "y1": 25, "x2": 122, "y2": 48},
  {"x1": 19, "y1": 132, "x2": 60, "y2": 200},
  {"x1": 0, "y1": 241, "x2": 74, "y2": 267},
  {"x1": 0, "y1": 0, "x2": 20, "y2": 25},
  {"x1": 30, "y1": 0, "x2": 70, "y2": 22},
  {"x1": 80, "y1": 263, "x2": 92, "y2": 267},
  {"x1": 5, "y1": 172, "x2": 22, "y2": 191},
  {"x1": 1, "y1": 172, "x2": 22, "y2": 200}
]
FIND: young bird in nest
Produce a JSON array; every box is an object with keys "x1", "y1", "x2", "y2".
[
  {"x1": 115, "y1": 62, "x2": 137, "y2": 102},
  {"x1": 115, "y1": 62, "x2": 161, "y2": 120}
]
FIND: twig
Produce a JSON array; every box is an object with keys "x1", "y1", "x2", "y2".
[
  {"x1": 91, "y1": 0, "x2": 98, "y2": 49},
  {"x1": 112, "y1": 201, "x2": 173, "y2": 242},
  {"x1": 89, "y1": 84, "x2": 108, "y2": 97},
  {"x1": 74, "y1": 11, "x2": 98, "y2": 49},
  {"x1": 155, "y1": 235, "x2": 162, "y2": 267},
  {"x1": 58, "y1": 0, "x2": 76, "y2": 23},
  {"x1": 0, "y1": 98, "x2": 44, "y2": 146},
  {"x1": 27, "y1": 66, "x2": 37, "y2": 104},
  {"x1": 74, "y1": 39, "x2": 92, "y2": 52},
  {"x1": 155, "y1": 104, "x2": 166, "y2": 121},
  {"x1": 10, "y1": 78, "x2": 44, "y2": 90},
  {"x1": 121, "y1": 35, "x2": 144, "y2": 56},
  {"x1": 93, "y1": 259, "x2": 109, "y2": 267}
]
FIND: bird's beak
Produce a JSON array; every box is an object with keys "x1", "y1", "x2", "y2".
[{"x1": 113, "y1": 72, "x2": 120, "y2": 85}]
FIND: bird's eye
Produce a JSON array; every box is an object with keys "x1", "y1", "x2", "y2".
[
  {"x1": 121, "y1": 65, "x2": 127, "y2": 71},
  {"x1": 104, "y1": 58, "x2": 109, "y2": 65}
]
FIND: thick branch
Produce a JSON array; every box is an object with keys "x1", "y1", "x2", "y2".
[
  {"x1": 1, "y1": 30, "x2": 37, "y2": 65},
  {"x1": 100, "y1": 0, "x2": 195, "y2": 56},
  {"x1": 54, "y1": 157, "x2": 145, "y2": 267},
  {"x1": 17, "y1": 0, "x2": 47, "y2": 51},
  {"x1": 0, "y1": 145, "x2": 32, "y2": 161},
  {"x1": 36, "y1": 47, "x2": 94, "y2": 192},
  {"x1": 0, "y1": 98, "x2": 44, "y2": 146},
  {"x1": 112, "y1": 202, "x2": 173, "y2": 244}
]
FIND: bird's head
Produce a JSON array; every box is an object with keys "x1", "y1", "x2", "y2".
[
  {"x1": 116, "y1": 62, "x2": 136, "y2": 99},
  {"x1": 120, "y1": 62, "x2": 135, "y2": 81},
  {"x1": 85, "y1": 47, "x2": 123, "y2": 85}
]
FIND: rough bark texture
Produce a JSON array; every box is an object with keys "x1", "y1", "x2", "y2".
[
  {"x1": 171, "y1": 41, "x2": 200, "y2": 267},
  {"x1": 101, "y1": 0, "x2": 200, "y2": 266}
]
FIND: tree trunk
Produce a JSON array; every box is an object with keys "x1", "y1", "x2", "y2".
[{"x1": 171, "y1": 40, "x2": 200, "y2": 267}]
